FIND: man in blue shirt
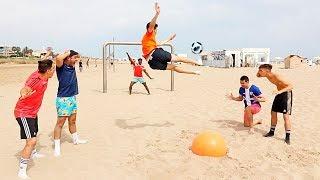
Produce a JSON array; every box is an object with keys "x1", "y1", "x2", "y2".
[
  {"x1": 53, "y1": 50, "x2": 87, "y2": 157},
  {"x1": 227, "y1": 76, "x2": 266, "y2": 133}
]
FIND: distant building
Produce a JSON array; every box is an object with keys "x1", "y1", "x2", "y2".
[
  {"x1": 284, "y1": 55, "x2": 305, "y2": 69},
  {"x1": 270, "y1": 57, "x2": 284, "y2": 64},
  {"x1": 201, "y1": 48, "x2": 270, "y2": 68},
  {"x1": 314, "y1": 56, "x2": 320, "y2": 65},
  {"x1": 0, "y1": 46, "x2": 15, "y2": 57},
  {"x1": 32, "y1": 50, "x2": 47, "y2": 58},
  {"x1": 201, "y1": 50, "x2": 229, "y2": 68}
]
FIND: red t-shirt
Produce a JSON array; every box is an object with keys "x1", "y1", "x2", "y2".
[
  {"x1": 14, "y1": 71, "x2": 48, "y2": 118},
  {"x1": 133, "y1": 64, "x2": 144, "y2": 77}
]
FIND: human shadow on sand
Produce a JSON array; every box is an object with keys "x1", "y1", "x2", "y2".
[
  {"x1": 14, "y1": 133, "x2": 47, "y2": 170},
  {"x1": 124, "y1": 91, "x2": 150, "y2": 95},
  {"x1": 91, "y1": 88, "x2": 128, "y2": 93},
  {"x1": 154, "y1": 88, "x2": 172, "y2": 92},
  {"x1": 212, "y1": 119, "x2": 283, "y2": 141},
  {"x1": 115, "y1": 118, "x2": 174, "y2": 129}
]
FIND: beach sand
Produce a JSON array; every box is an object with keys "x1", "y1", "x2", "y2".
[{"x1": 0, "y1": 62, "x2": 319, "y2": 179}]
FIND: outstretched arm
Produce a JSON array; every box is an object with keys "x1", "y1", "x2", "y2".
[
  {"x1": 126, "y1": 52, "x2": 135, "y2": 65},
  {"x1": 148, "y1": 3, "x2": 160, "y2": 33},
  {"x1": 158, "y1": 34, "x2": 176, "y2": 46},
  {"x1": 227, "y1": 93, "x2": 243, "y2": 101},
  {"x1": 143, "y1": 69, "x2": 153, "y2": 79}
]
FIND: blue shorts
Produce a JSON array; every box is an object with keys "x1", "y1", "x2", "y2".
[
  {"x1": 132, "y1": 77, "x2": 145, "y2": 84},
  {"x1": 56, "y1": 96, "x2": 77, "y2": 117}
]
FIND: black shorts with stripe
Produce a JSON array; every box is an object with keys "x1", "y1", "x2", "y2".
[
  {"x1": 16, "y1": 117, "x2": 38, "y2": 139},
  {"x1": 272, "y1": 91, "x2": 293, "y2": 115}
]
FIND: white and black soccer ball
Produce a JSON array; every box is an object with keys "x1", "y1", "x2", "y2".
[{"x1": 191, "y1": 42, "x2": 203, "y2": 54}]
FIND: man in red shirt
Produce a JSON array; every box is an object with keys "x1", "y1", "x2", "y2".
[
  {"x1": 14, "y1": 58, "x2": 55, "y2": 179},
  {"x1": 127, "y1": 53, "x2": 153, "y2": 95},
  {"x1": 141, "y1": 3, "x2": 201, "y2": 75}
]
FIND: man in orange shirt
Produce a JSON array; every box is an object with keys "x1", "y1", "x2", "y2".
[{"x1": 142, "y1": 3, "x2": 200, "y2": 75}]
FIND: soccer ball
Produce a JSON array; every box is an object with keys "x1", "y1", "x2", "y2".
[{"x1": 191, "y1": 42, "x2": 203, "y2": 54}]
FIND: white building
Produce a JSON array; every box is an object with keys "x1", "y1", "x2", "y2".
[
  {"x1": 271, "y1": 57, "x2": 284, "y2": 64},
  {"x1": 313, "y1": 56, "x2": 320, "y2": 65},
  {"x1": 201, "y1": 48, "x2": 270, "y2": 68},
  {"x1": 32, "y1": 50, "x2": 47, "y2": 58},
  {"x1": 201, "y1": 50, "x2": 227, "y2": 67},
  {"x1": 0, "y1": 46, "x2": 15, "y2": 57}
]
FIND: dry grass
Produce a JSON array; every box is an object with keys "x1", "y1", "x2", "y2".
[{"x1": 0, "y1": 57, "x2": 39, "y2": 64}]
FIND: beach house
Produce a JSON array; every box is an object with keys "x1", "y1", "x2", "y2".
[
  {"x1": 201, "y1": 48, "x2": 270, "y2": 68},
  {"x1": 0, "y1": 46, "x2": 15, "y2": 57}
]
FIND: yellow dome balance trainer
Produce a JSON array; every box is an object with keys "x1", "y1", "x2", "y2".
[{"x1": 191, "y1": 131, "x2": 227, "y2": 157}]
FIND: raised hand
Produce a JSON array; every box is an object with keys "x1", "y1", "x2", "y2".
[
  {"x1": 170, "y1": 34, "x2": 176, "y2": 40},
  {"x1": 155, "y1": 2, "x2": 160, "y2": 14},
  {"x1": 126, "y1": 52, "x2": 132, "y2": 60},
  {"x1": 46, "y1": 47, "x2": 52, "y2": 52}
]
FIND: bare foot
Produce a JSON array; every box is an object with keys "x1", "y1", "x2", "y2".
[{"x1": 253, "y1": 120, "x2": 262, "y2": 126}]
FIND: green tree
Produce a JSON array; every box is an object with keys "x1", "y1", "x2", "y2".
[
  {"x1": 22, "y1": 46, "x2": 28, "y2": 57},
  {"x1": 12, "y1": 46, "x2": 22, "y2": 57}
]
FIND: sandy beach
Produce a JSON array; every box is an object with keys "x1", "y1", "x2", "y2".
[{"x1": 1, "y1": 62, "x2": 319, "y2": 179}]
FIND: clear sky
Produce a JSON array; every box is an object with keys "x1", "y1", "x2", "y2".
[{"x1": 1, "y1": 0, "x2": 319, "y2": 59}]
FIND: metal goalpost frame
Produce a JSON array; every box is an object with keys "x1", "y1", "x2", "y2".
[{"x1": 102, "y1": 41, "x2": 175, "y2": 93}]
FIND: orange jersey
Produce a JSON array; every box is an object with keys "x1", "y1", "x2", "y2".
[{"x1": 141, "y1": 30, "x2": 157, "y2": 58}]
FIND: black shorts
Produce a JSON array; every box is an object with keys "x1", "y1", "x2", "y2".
[
  {"x1": 16, "y1": 117, "x2": 38, "y2": 139},
  {"x1": 148, "y1": 48, "x2": 172, "y2": 70},
  {"x1": 272, "y1": 91, "x2": 293, "y2": 115}
]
